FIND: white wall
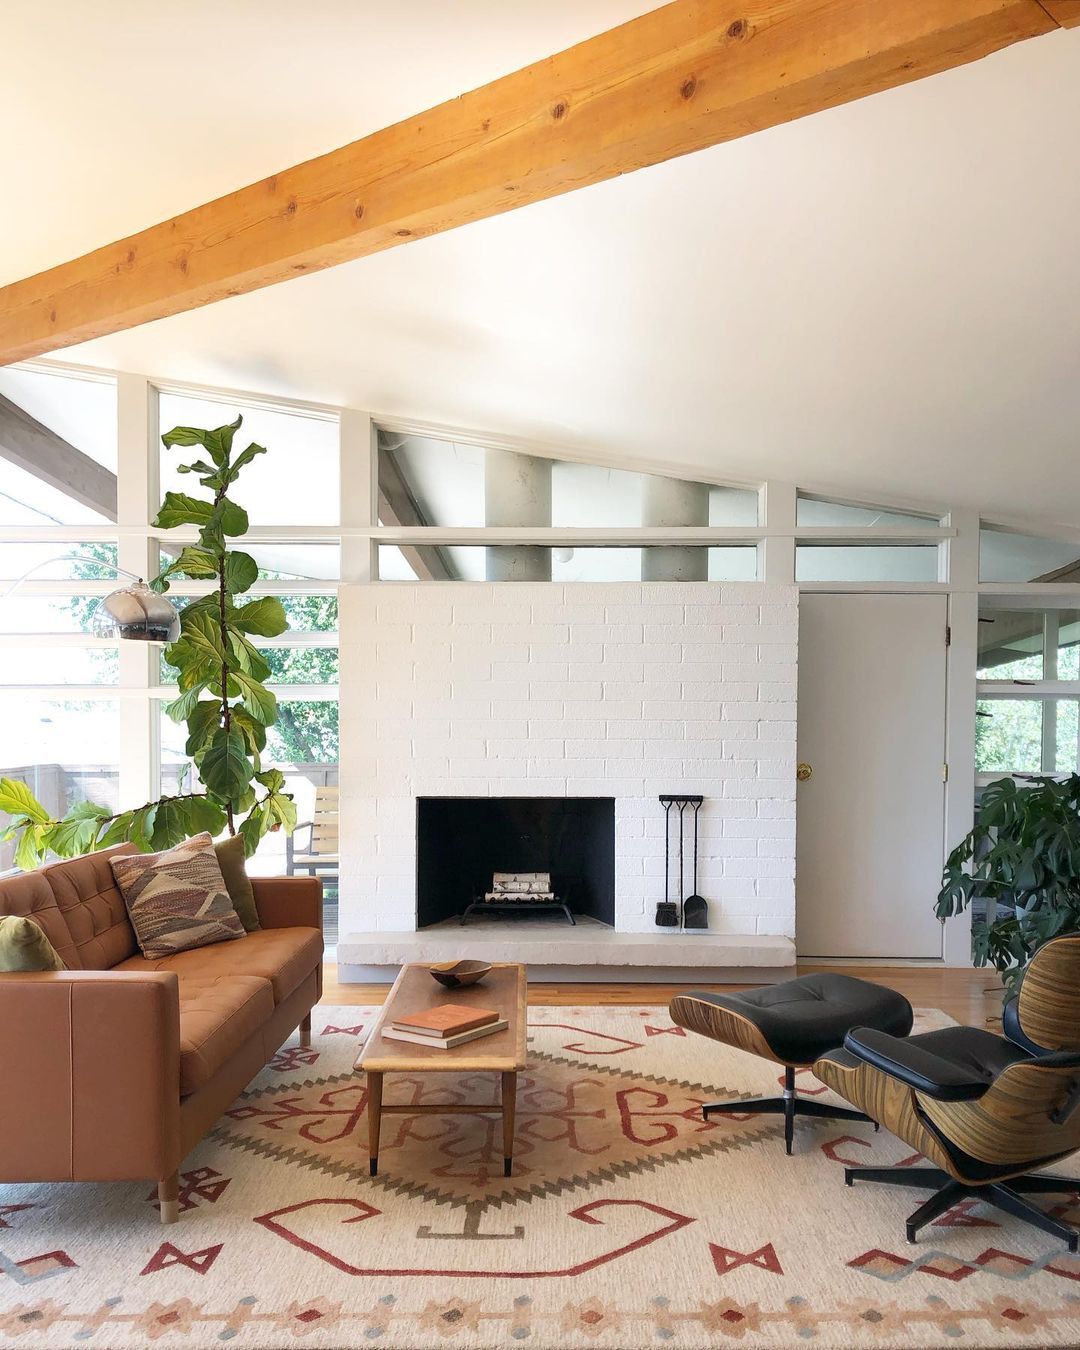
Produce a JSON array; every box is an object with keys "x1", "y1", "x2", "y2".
[{"x1": 338, "y1": 581, "x2": 798, "y2": 939}]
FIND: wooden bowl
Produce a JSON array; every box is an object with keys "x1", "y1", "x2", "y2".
[{"x1": 428, "y1": 959, "x2": 493, "y2": 989}]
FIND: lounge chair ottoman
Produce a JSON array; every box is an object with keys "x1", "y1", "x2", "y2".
[{"x1": 670, "y1": 973, "x2": 914, "y2": 1154}]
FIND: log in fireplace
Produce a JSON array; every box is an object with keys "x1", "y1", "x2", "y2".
[{"x1": 416, "y1": 797, "x2": 615, "y2": 928}]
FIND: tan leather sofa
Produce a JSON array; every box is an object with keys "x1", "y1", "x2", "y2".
[{"x1": 0, "y1": 842, "x2": 322, "y2": 1222}]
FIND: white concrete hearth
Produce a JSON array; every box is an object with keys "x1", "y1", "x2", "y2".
[
  {"x1": 337, "y1": 919, "x2": 793, "y2": 983},
  {"x1": 337, "y1": 580, "x2": 799, "y2": 980}
]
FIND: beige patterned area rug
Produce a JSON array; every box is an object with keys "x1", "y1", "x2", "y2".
[{"x1": 3, "y1": 1004, "x2": 1080, "y2": 1349}]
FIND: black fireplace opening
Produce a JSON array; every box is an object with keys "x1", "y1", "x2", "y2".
[{"x1": 416, "y1": 797, "x2": 615, "y2": 928}]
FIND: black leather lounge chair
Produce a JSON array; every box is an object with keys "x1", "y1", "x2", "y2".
[{"x1": 814, "y1": 935, "x2": 1080, "y2": 1250}]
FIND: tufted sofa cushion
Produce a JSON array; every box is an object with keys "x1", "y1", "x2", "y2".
[
  {"x1": 40, "y1": 844, "x2": 140, "y2": 971},
  {"x1": 175, "y1": 974, "x2": 275, "y2": 1095},
  {"x1": 117, "y1": 926, "x2": 322, "y2": 1005},
  {"x1": 0, "y1": 868, "x2": 81, "y2": 968}
]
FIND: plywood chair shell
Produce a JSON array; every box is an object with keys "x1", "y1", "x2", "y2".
[
  {"x1": 669, "y1": 994, "x2": 784, "y2": 1066},
  {"x1": 813, "y1": 1052, "x2": 956, "y2": 1176},
  {"x1": 1016, "y1": 935, "x2": 1080, "y2": 1052},
  {"x1": 918, "y1": 1059, "x2": 1080, "y2": 1172}
]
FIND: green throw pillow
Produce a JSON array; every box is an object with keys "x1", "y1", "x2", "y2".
[
  {"x1": 214, "y1": 834, "x2": 261, "y2": 933},
  {"x1": 0, "y1": 915, "x2": 66, "y2": 972}
]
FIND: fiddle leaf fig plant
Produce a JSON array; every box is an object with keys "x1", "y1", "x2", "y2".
[
  {"x1": 0, "y1": 415, "x2": 296, "y2": 866},
  {"x1": 936, "y1": 773, "x2": 1080, "y2": 992}
]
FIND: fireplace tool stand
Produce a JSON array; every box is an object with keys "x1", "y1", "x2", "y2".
[{"x1": 655, "y1": 794, "x2": 704, "y2": 930}]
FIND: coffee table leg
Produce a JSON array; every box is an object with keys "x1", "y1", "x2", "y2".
[
  {"x1": 367, "y1": 1071, "x2": 383, "y2": 1176},
  {"x1": 502, "y1": 1071, "x2": 517, "y2": 1177}
]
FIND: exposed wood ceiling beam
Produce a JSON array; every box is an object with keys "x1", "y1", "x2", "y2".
[
  {"x1": 0, "y1": 0, "x2": 1073, "y2": 365},
  {"x1": 1036, "y1": 2, "x2": 1080, "y2": 29},
  {"x1": 0, "y1": 393, "x2": 117, "y2": 519},
  {"x1": 1033, "y1": 556, "x2": 1080, "y2": 582},
  {"x1": 378, "y1": 448, "x2": 455, "y2": 581}
]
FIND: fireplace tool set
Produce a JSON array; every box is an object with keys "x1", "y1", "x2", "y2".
[{"x1": 656, "y1": 794, "x2": 708, "y2": 930}]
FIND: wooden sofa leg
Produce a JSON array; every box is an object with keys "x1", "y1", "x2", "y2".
[
  {"x1": 300, "y1": 1012, "x2": 312, "y2": 1049},
  {"x1": 158, "y1": 1172, "x2": 179, "y2": 1225}
]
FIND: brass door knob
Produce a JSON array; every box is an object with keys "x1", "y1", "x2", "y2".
[{"x1": 796, "y1": 762, "x2": 813, "y2": 782}]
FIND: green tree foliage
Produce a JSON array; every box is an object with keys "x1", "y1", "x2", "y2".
[
  {"x1": 937, "y1": 774, "x2": 1080, "y2": 992},
  {"x1": 0, "y1": 416, "x2": 297, "y2": 865}
]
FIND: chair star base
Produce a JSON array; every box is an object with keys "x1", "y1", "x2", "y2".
[
  {"x1": 845, "y1": 1165, "x2": 1080, "y2": 1252},
  {"x1": 703, "y1": 1066, "x2": 877, "y2": 1155}
]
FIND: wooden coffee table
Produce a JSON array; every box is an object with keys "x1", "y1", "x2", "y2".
[{"x1": 357, "y1": 962, "x2": 527, "y2": 1177}]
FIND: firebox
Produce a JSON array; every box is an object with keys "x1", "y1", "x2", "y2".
[{"x1": 416, "y1": 797, "x2": 615, "y2": 928}]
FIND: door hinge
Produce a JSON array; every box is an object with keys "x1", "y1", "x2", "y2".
[
  {"x1": 942, "y1": 762, "x2": 949, "y2": 782},
  {"x1": 945, "y1": 625, "x2": 951, "y2": 647}
]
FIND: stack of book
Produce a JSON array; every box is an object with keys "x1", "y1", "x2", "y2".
[{"x1": 381, "y1": 1003, "x2": 507, "y2": 1048}]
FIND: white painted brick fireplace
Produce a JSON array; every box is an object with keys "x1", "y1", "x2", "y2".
[{"x1": 336, "y1": 581, "x2": 798, "y2": 979}]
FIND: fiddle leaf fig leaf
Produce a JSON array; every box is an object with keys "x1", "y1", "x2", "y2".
[
  {"x1": 223, "y1": 551, "x2": 259, "y2": 596},
  {"x1": 97, "y1": 811, "x2": 136, "y2": 849},
  {"x1": 232, "y1": 597, "x2": 288, "y2": 637},
  {"x1": 47, "y1": 802, "x2": 111, "y2": 858},
  {"x1": 185, "y1": 797, "x2": 228, "y2": 837},
  {"x1": 216, "y1": 498, "x2": 248, "y2": 537},
  {"x1": 182, "y1": 610, "x2": 228, "y2": 662},
  {"x1": 184, "y1": 700, "x2": 223, "y2": 757},
  {"x1": 266, "y1": 789, "x2": 297, "y2": 833},
  {"x1": 227, "y1": 629, "x2": 271, "y2": 682},
  {"x1": 233, "y1": 672, "x2": 277, "y2": 725},
  {"x1": 149, "y1": 797, "x2": 192, "y2": 851},
  {"x1": 129, "y1": 804, "x2": 159, "y2": 852},
  {"x1": 0, "y1": 778, "x2": 50, "y2": 824},
  {"x1": 13, "y1": 823, "x2": 48, "y2": 871},
  {"x1": 201, "y1": 728, "x2": 252, "y2": 800},
  {"x1": 162, "y1": 416, "x2": 242, "y2": 465},
  {"x1": 230, "y1": 707, "x2": 267, "y2": 755},
  {"x1": 238, "y1": 806, "x2": 269, "y2": 857},
  {"x1": 167, "y1": 546, "x2": 219, "y2": 580},
  {"x1": 153, "y1": 491, "x2": 215, "y2": 530},
  {"x1": 165, "y1": 686, "x2": 204, "y2": 724}
]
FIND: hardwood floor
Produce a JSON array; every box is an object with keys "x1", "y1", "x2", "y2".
[{"x1": 322, "y1": 963, "x2": 1004, "y2": 1029}]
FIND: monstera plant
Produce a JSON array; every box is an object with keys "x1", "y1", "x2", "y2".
[
  {"x1": 0, "y1": 415, "x2": 296, "y2": 868},
  {"x1": 936, "y1": 773, "x2": 1080, "y2": 992}
]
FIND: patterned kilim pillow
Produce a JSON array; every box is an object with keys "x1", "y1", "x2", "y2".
[{"x1": 110, "y1": 832, "x2": 245, "y2": 959}]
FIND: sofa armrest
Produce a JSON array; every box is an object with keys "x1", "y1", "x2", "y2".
[
  {"x1": 0, "y1": 970, "x2": 181, "y2": 1182},
  {"x1": 252, "y1": 875, "x2": 323, "y2": 932},
  {"x1": 843, "y1": 1026, "x2": 995, "y2": 1102}
]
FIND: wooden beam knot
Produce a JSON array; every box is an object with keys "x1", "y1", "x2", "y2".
[
  {"x1": 551, "y1": 100, "x2": 568, "y2": 120},
  {"x1": 680, "y1": 76, "x2": 698, "y2": 101},
  {"x1": 727, "y1": 18, "x2": 748, "y2": 40}
]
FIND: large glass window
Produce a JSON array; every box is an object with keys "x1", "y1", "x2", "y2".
[
  {"x1": 796, "y1": 494, "x2": 938, "y2": 529},
  {"x1": 377, "y1": 545, "x2": 758, "y2": 581},
  {"x1": 0, "y1": 367, "x2": 117, "y2": 527},
  {"x1": 980, "y1": 526, "x2": 1080, "y2": 583},
  {"x1": 377, "y1": 429, "x2": 757, "y2": 531},
  {"x1": 0, "y1": 698, "x2": 120, "y2": 872},
  {"x1": 976, "y1": 605, "x2": 1080, "y2": 778},
  {"x1": 158, "y1": 697, "x2": 338, "y2": 938},
  {"x1": 978, "y1": 608, "x2": 1080, "y2": 680},
  {"x1": 158, "y1": 390, "x2": 339, "y2": 525},
  {"x1": 795, "y1": 544, "x2": 939, "y2": 583},
  {"x1": 976, "y1": 697, "x2": 1080, "y2": 776}
]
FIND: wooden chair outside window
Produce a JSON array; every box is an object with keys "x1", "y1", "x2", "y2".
[{"x1": 286, "y1": 785, "x2": 339, "y2": 884}]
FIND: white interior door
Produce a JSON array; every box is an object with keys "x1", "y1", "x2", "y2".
[{"x1": 796, "y1": 594, "x2": 947, "y2": 959}]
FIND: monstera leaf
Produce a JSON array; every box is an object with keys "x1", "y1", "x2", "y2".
[{"x1": 937, "y1": 771, "x2": 1080, "y2": 994}]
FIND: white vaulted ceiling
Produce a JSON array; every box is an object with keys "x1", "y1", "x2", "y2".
[{"x1": 4, "y1": 2, "x2": 1080, "y2": 526}]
